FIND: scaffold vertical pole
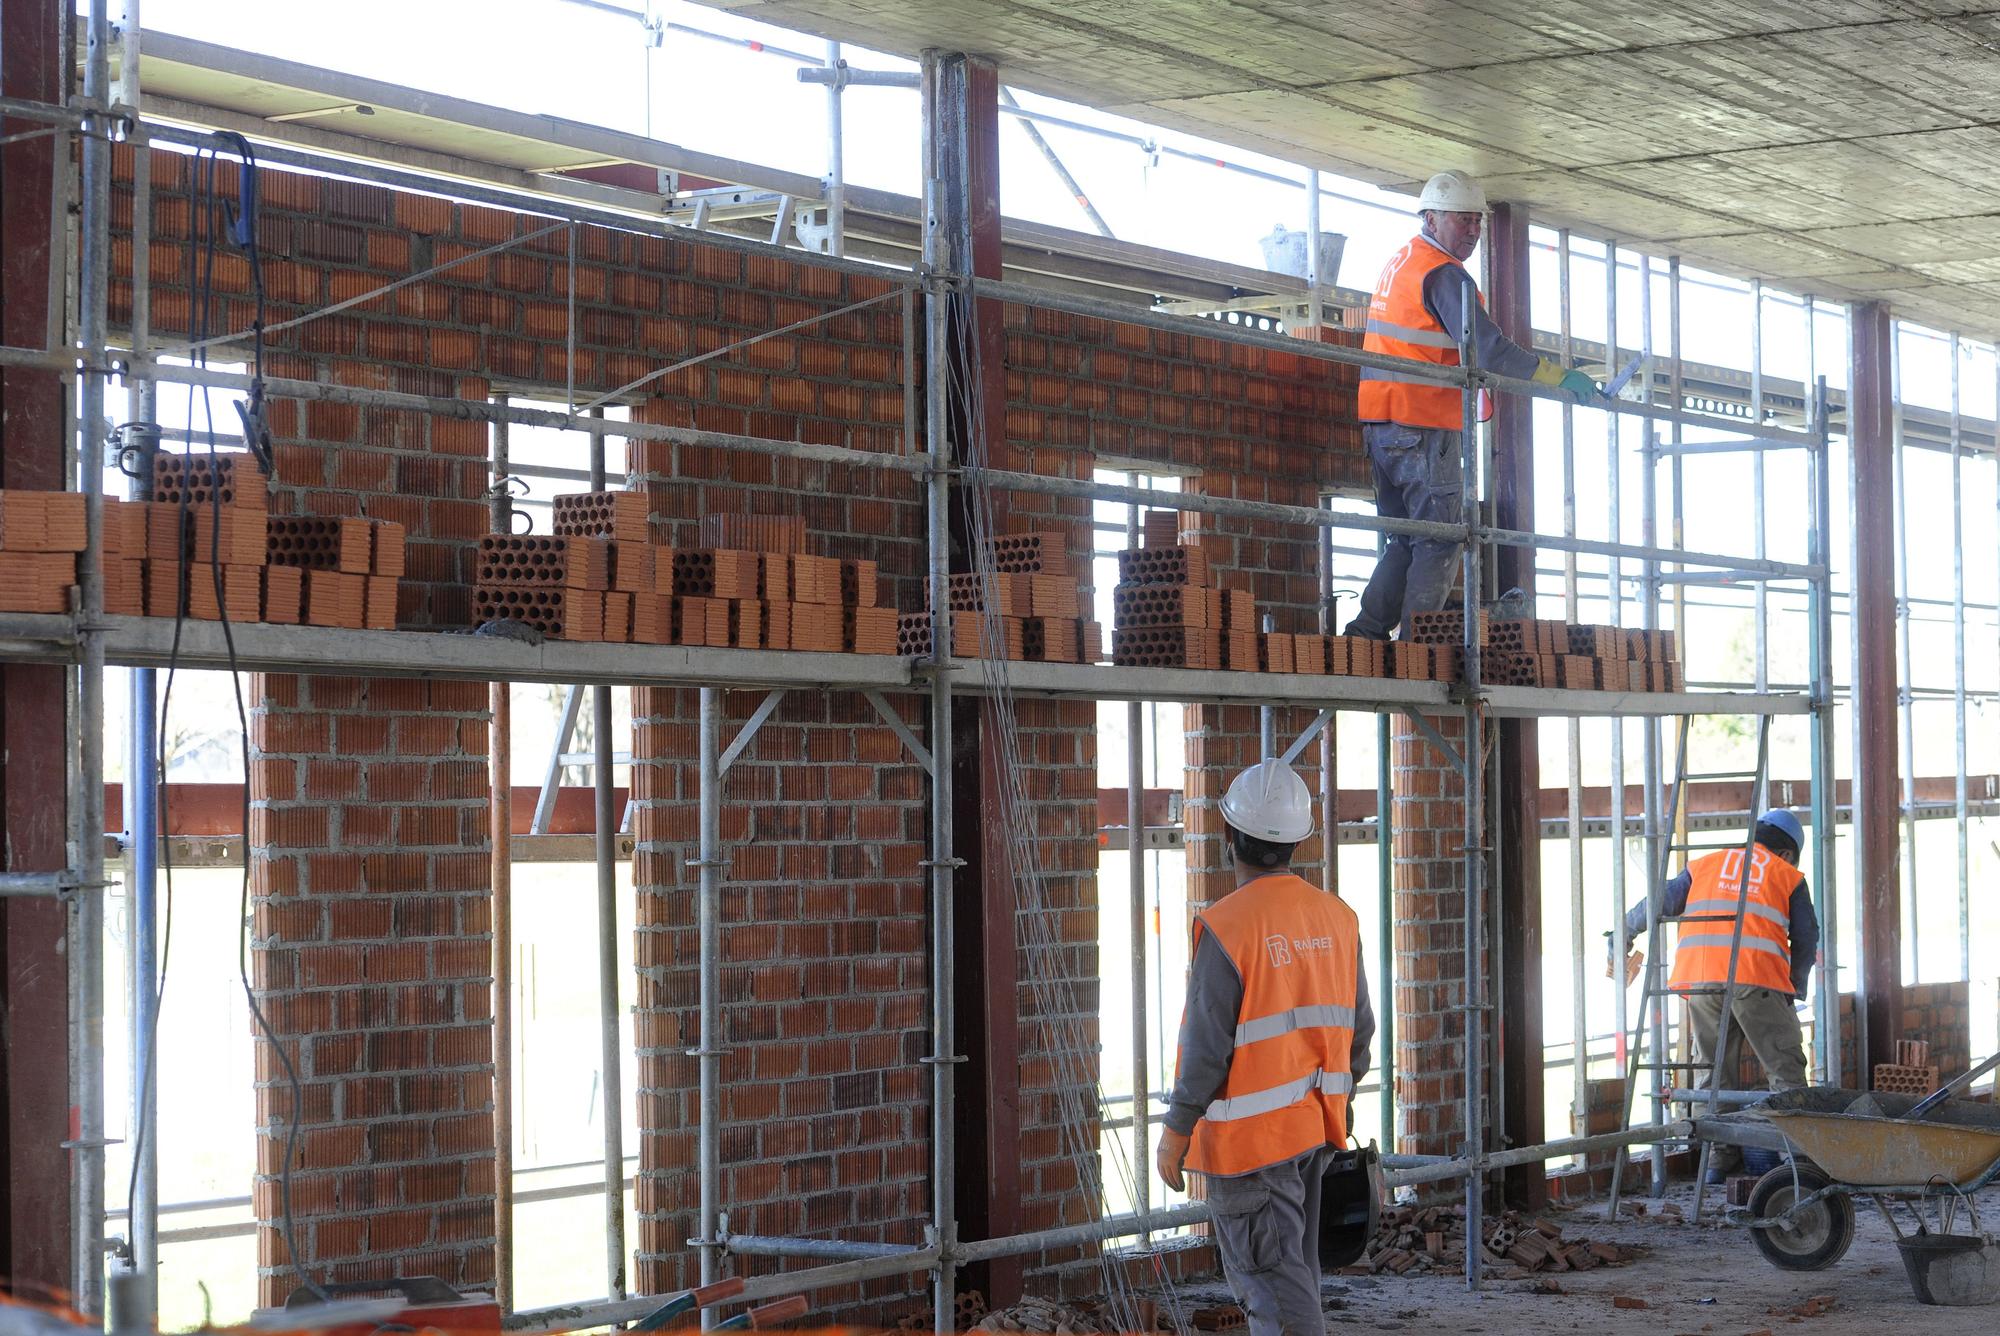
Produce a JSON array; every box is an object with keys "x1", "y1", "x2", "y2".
[
  {"x1": 919, "y1": 49, "x2": 961, "y2": 1332},
  {"x1": 1456, "y1": 274, "x2": 1485, "y2": 1291},
  {"x1": 1807, "y1": 375, "x2": 1840, "y2": 1087},
  {"x1": 73, "y1": 0, "x2": 114, "y2": 1314}
]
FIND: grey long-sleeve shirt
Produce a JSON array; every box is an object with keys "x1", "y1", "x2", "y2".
[
  {"x1": 1164, "y1": 931, "x2": 1375, "y2": 1138},
  {"x1": 1622, "y1": 865, "x2": 1820, "y2": 1000},
  {"x1": 1419, "y1": 258, "x2": 1544, "y2": 384}
]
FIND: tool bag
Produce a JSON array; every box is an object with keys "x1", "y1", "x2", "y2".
[{"x1": 1318, "y1": 1142, "x2": 1382, "y2": 1269}]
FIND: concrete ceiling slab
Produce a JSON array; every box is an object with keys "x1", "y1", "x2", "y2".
[{"x1": 696, "y1": 0, "x2": 2000, "y2": 336}]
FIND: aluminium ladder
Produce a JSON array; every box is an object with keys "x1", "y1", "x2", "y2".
[{"x1": 1606, "y1": 712, "x2": 1774, "y2": 1222}]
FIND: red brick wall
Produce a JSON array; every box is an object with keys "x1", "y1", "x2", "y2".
[
  {"x1": 247, "y1": 676, "x2": 495, "y2": 1303},
  {"x1": 1390, "y1": 714, "x2": 1480, "y2": 1173},
  {"x1": 107, "y1": 142, "x2": 1365, "y2": 1317}
]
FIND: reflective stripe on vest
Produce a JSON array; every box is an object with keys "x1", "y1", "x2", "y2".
[
  {"x1": 1180, "y1": 872, "x2": 1362, "y2": 1178},
  {"x1": 1357, "y1": 234, "x2": 1488, "y2": 431},
  {"x1": 1684, "y1": 897, "x2": 1790, "y2": 930},
  {"x1": 1205, "y1": 1069, "x2": 1355, "y2": 1123},
  {"x1": 1668, "y1": 846, "x2": 1801, "y2": 994},
  {"x1": 1234, "y1": 1002, "x2": 1358, "y2": 1047}
]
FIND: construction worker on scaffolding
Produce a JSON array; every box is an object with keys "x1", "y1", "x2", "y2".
[
  {"x1": 1157, "y1": 759, "x2": 1375, "y2": 1336},
  {"x1": 1345, "y1": 168, "x2": 1603, "y2": 642},
  {"x1": 1615, "y1": 807, "x2": 1819, "y2": 1179}
]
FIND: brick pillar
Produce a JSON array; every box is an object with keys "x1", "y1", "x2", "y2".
[
  {"x1": 249, "y1": 675, "x2": 494, "y2": 1304},
  {"x1": 1390, "y1": 714, "x2": 1481, "y2": 1171},
  {"x1": 245, "y1": 355, "x2": 496, "y2": 1302}
]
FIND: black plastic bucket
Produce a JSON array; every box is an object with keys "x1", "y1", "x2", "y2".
[{"x1": 1898, "y1": 1233, "x2": 2000, "y2": 1306}]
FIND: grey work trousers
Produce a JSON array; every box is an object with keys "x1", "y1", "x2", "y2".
[
  {"x1": 1685, "y1": 985, "x2": 1808, "y2": 1171},
  {"x1": 1203, "y1": 1145, "x2": 1333, "y2": 1336},
  {"x1": 1346, "y1": 422, "x2": 1465, "y2": 641}
]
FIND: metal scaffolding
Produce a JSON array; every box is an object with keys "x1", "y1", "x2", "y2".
[{"x1": 22, "y1": 6, "x2": 2000, "y2": 1329}]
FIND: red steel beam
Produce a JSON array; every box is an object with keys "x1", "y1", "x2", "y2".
[
  {"x1": 1487, "y1": 200, "x2": 1545, "y2": 1210},
  {"x1": 1849, "y1": 301, "x2": 1903, "y2": 1080},
  {"x1": 930, "y1": 50, "x2": 1024, "y2": 1308},
  {"x1": 1, "y1": 0, "x2": 73, "y2": 1300}
]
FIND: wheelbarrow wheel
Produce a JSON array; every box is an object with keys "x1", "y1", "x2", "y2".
[{"x1": 1748, "y1": 1163, "x2": 1855, "y2": 1271}]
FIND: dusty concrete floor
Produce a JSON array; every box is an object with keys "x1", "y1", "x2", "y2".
[{"x1": 1160, "y1": 1182, "x2": 2000, "y2": 1336}]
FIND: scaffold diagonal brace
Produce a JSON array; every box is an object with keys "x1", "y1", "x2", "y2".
[
  {"x1": 1407, "y1": 712, "x2": 1467, "y2": 774},
  {"x1": 718, "y1": 690, "x2": 787, "y2": 776},
  {"x1": 1278, "y1": 708, "x2": 1333, "y2": 767},
  {"x1": 863, "y1": 689, "x2": 934, "y2": 776}
]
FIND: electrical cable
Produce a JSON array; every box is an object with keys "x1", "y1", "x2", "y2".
[{"x1": 128, "y1": 131, "x2": 327, "y2": 1303}]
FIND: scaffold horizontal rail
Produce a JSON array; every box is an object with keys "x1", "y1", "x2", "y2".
[{"x1": 0, "y1": 615, "x2": 1817, "y2": 717}]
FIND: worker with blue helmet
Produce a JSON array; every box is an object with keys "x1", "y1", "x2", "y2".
[{"x1": 1613, "y1": 808, "x2": 1818, "y2": 1180}]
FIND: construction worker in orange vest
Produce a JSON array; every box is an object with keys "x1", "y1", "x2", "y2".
[
  {"x1": 1157, "y1": 759, "x2": 1375, "y2": 1336},
  {"x1": 1346, "y1": 169, "x2": 1602, "y2": 642},
  {"x1": 1616, "y1": 808, "x2": 1818, "y2": 1178}
]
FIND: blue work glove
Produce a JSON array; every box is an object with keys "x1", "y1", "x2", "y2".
[{"x1": 1558, "y1": 368, "x2": 1603, "y2": 404}]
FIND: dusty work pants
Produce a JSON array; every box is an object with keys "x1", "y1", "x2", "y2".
[
  {"x1": 1685, "y1": 985, "x2": 1808, "y2": 1171},
  {"x1": 1204, "y1": 1145, "x2": 1334, "y2": 1336},
  {"x1": 1346, "y1": 422, "x2": 1464, "y2": 641}
]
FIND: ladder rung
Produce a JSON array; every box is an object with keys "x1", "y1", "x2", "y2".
[
  {"x1": 1672, "y1": 841, "x2": 1746, "y2": 853},
  {"x1": 1684, "y1": 770, "x2": 1763, "y2": 782}
]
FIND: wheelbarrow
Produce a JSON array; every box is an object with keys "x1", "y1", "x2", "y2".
[{"x1": 1734, "y1": 1068, "x2": 2000, "y2": 1279}]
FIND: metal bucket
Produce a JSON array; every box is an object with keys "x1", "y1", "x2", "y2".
[{"x1": 1897, "y1": 1233, "x2": 2000, "y2": 1306}]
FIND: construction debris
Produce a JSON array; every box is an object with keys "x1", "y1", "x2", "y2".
[
  {"x1": 1768, "y1": 1295, "x2": 1836, "y2": 1318},
  {"x1": 1348, "y1": 1204, "x2": 1645, "y2": 1279},
  {"x1": 961, "y1": 1296, "x2": 1176, "y2": 1335}
]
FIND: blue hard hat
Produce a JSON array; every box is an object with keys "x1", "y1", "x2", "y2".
[{"x1": 1757, "y1": 808, "x2": 1804, "y2": 850}]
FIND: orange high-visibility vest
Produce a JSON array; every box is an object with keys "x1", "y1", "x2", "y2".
[
  {"x1": 1668, "y1": 845, "x2": 1802, "y2": 996},
  {"x1": 1181, "y1": 872, "x2": 1361, "y2": 1178},
  {"x1": 1358, "y1": 234, "x2": 1491, "y2": 430}
]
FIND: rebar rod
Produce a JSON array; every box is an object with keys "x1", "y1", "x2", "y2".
[{"x1": 1891, "y1": 325, "x2": 1921, "y2": 983}]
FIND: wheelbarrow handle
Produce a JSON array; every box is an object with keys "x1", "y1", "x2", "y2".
[{"x1": 1909, "y1": 1051, "x2": 2000, "y2": 1120}]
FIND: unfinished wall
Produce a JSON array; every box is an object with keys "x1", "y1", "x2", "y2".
[{"x1": 107, "y1": 141, "x2": 1365, "y2": 1317}]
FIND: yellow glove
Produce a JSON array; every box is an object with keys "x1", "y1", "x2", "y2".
[
  {"x1": 1156, "y1": 1128, "x2": 1191, "y2": 1191},
  {"x1": 1533, "y1": 359, "x2": 1603, "y2": 403}
]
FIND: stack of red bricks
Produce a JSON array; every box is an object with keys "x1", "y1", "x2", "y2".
[
  {"x1": 0, "y1": 490, "x2": 88, "y2": 613},
  {"x1": 475, "y1": 496, "x2": 897, "y2": 653},
  {"x1": 2, "y1": 458, "x2": 405, "y2": 627},
  {"x1": 1874, "y1": 1039, "x2": 1940, "y2": 1096},
  {"x1": 265, "y1": 513, "x2": 406, "y2": 629},
  {"x1": 1420, "y1": 614, "x2": 1682, "y2": 690},
  {"x1": 1110, "y1": 525, "x2": 1415, "y2": 679},
  {"x1": 897, "y1": 531, "x2": 1100, "y2": 663}
]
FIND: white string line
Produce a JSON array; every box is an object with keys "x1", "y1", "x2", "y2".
[
  {"x1": 576, "y1": 287, "x2": 903, "y2": 413},
  {"x1": 157, "y1": 218, "x2": 570, "y2": 357}
]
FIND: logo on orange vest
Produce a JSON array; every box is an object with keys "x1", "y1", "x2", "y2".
[{"x1": 1265, "y1": 934, "x2": 1293, "y2": 968}]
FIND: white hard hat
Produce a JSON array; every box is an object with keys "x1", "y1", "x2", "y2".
[
  {"x1": 1220, "y1": 759, "x2": 1315, "y2": 844},
  {"x1": 1417, "y1": 169, "x2": 1486, "y2": 214}
]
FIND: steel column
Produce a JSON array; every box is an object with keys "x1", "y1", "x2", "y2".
[
  {"x1": 1849, "y1": 302, "x2": 1903, "y2": 1079},
  {"x1": 1123, "y1": 492, "x2": 1149, "y2": 1238},
  {"x1": 0, "y1": 0, "x2": 72, "y2": 1291},
  {"x1": 1487, "y1": 201, "x2": 1543, "y2": 1209}
]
